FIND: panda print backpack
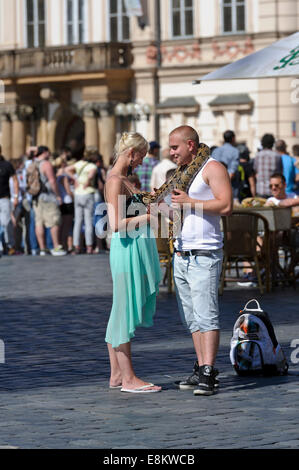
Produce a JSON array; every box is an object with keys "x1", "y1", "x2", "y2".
[{"x1": 230, "y1": 299, "x2": 288, "y2": 376}]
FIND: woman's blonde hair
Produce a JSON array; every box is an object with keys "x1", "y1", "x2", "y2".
[{"x1": 113, "y1": 132, "x2": 148, "y2": 165}]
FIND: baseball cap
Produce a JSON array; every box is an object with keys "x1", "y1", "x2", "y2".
[{"x1": 149, "y1": 141, "x2": 161, "y2": 151}]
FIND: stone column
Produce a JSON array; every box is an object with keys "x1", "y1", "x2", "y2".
[
  {"x1": 98, "y1": 103, "x2": 116, "y2": 167},
  {"x1": 36, "y1": 103, "x2": 49, "y2": 147},
  {"x1": 82, "y1": 103, "x2": 99, "y2": 149},
  {"x1": 0, "y1": 112, "x2": 12, "y2": 160},
  {"x1": 11, "y1": 107, "x2": 26, "y2": 159}
]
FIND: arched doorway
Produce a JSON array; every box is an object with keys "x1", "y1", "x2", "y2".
[
  {"x1": 62, "y1": 115, "x2": 85, "y2": 159},
  {"x1": 50, "y1": 105, "x2": 85, "y2": 159}
]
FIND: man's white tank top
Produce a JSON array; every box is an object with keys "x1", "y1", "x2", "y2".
[{"x1": 174, "y1": 158, "x2": 223, "y2": 251}]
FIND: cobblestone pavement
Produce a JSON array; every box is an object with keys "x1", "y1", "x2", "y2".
[{"x1": 0, "y1": 254, "x2": 298, "y2": 449}]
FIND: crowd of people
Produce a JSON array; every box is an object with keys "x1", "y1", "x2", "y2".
[
  {"x1": 0, "y1": 144, "x2": 108, "y2": 257},
  {"x1": 0, "y1": 130, "x2": 299, "y2": 258}
]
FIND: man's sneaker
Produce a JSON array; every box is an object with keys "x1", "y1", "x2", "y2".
[
  {"x1": 175, "y1": 360, "x2": 200, "y2": 390},
  {"x1": 193, "y1": 365, "x2": 218, "y2": 396},
  {"x1": 40, "y1": 250, "x2": 47, "y2": 256},
  {"x1": 175, "y1": 361, "x2": 219, "y2": 390},
  {"x1": 50, "y1": 245, "x2": 67, "y2": 256}
]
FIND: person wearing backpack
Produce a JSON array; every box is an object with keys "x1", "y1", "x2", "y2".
[
  {"x1": 30, "y1": 146, "x2": 66, "y2": 256},
  {"x1": 236, "y1": 144, "x2": 256, "y2": 202}
]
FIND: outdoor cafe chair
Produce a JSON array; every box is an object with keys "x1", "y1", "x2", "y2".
[{"x1": 219, "y1": 211, "x2": 271, "y2": 295}]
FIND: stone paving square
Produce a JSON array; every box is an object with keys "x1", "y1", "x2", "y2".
[{"x1": 0, "y1": 254, "x2": 298, "y2": 450}]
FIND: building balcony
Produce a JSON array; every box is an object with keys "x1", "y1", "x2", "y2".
[{"x1": 0, "y1": 42, "x2": 133, "y2": 79}]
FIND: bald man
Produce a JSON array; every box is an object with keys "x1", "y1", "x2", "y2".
[{"x1": 169, "y1": 126, "x2": 232, "y2": 396}]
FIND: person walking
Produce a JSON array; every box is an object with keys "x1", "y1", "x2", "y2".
[
  {"x1": 104, "y1": 131, "x2": 161, "y2": 393},
  {"x1": 65, "y1": 149, "x2": 98, "y2": 254},
  {"x1": 169, "y1": 126, "x2": 232, "y2": 396}
]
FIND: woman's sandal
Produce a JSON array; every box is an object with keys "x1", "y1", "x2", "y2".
[{"x1": 120, "y1": 383, "x2": 161, "y2": 393}]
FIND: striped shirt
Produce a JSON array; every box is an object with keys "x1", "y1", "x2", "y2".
[
  {"x1": 253, "y1": 149, "x2": 282, "y2": 197},
  {"x1": 134, "y1": 156, "x2": 159, "y2": 192}
]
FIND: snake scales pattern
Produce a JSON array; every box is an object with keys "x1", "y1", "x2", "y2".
[{"x1": 139, "y1": 142, "x2": 211, "y2": 239}]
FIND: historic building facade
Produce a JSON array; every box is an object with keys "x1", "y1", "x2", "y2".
[{"x1": 0, "y1": 0, "x2": 298, "y2": 164}]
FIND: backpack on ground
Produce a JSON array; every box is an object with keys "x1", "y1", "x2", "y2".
[
  {"x1": 230, "y1": 299, "x2": 288, "y2": 376},
  {"x1": 26, "y1": 161, "x2": 46, "y2": 197}
]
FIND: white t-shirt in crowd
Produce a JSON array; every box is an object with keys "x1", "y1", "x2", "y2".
[{"x1": 150, "y1": 159, "x2": 177, "y2": 190}]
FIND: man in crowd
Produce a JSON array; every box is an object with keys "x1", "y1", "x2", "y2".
[
  {"x1": 169, "y1": 126, "x2": 232, "y2": 396},
  {"x1": 275, "y1": 140, "x2": 297, "y2": 195},
  {"x1": 0, "y1": 145, "x2": 19, "y2": 255},
  {"x1": 292, "y1": 144, "x2": 299, "y2": 194},
  {"x1": 32, "y1": 146, "x2": 66, "y2": 256},
  {"x1": 265, "y1": 173, "x2": 299, "y2": 208},
  {"x1": 135, "y1": 140, "x2": 160, "y2": 191},
  {"x1": 253, "y1": 134, "x2": 282, "y2": 198},
  {"x1": 211, "y1": 130, "x2": 240, "y2": 200},
  {"x1": 236, "y1": 144, "x2": 256, "y2": 201}
]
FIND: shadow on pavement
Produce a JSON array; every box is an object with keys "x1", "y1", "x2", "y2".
[{"x1": 0, "y1": 292, "x2": 298, "y2": 393}]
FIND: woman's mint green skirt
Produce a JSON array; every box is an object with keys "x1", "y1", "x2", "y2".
[{"x1": 105, "y1": 225, "x2": 162, "y2": 348}]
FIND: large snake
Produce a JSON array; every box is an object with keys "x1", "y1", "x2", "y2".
[{"x1": 135, "y1": 142, "x2": 211, "y2": 240}]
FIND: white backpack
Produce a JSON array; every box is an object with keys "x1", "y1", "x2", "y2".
[{"x1": 230, "y1": 299, "x2": 288, "y2": 376}]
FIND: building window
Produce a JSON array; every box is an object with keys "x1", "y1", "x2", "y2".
[
  {"x1": 66, "y1": 0, "x2": 86, "y2": 44},
  {"x1": 221, "y1": 0, "x2": 246, "y2": 34},
  {"x1": 171, "y1": 0, "x2": 194, "y2": 38},
  {"x1": 109, "y1": 0, "x2": 130, "y2": 42},
  {"x1": 26, "y1": 0, "x2": 46, "y2": 48}
]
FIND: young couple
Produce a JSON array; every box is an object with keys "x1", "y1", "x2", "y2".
[{"x1": 104, "y1": 127, "x2": 232, "y2": 395}]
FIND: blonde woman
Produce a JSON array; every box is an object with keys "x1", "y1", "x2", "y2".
[{"x1": 105, "y1": 132, "x2": 162, "y2": 393}]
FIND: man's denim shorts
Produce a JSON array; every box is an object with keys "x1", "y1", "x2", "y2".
[{"x1": 173, "y1": 249, "x2": 223, "y2": 334}]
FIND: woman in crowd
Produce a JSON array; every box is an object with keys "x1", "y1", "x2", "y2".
[
  {"x1": 56, "y1": 158, "x2": 75, "y2": 253},
  {"x1": 65, "y1": 149, "x2": 98, "y2": 254},
  {"x1": 105, "y1": 132, "x2": 161, "y2": 393}
]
